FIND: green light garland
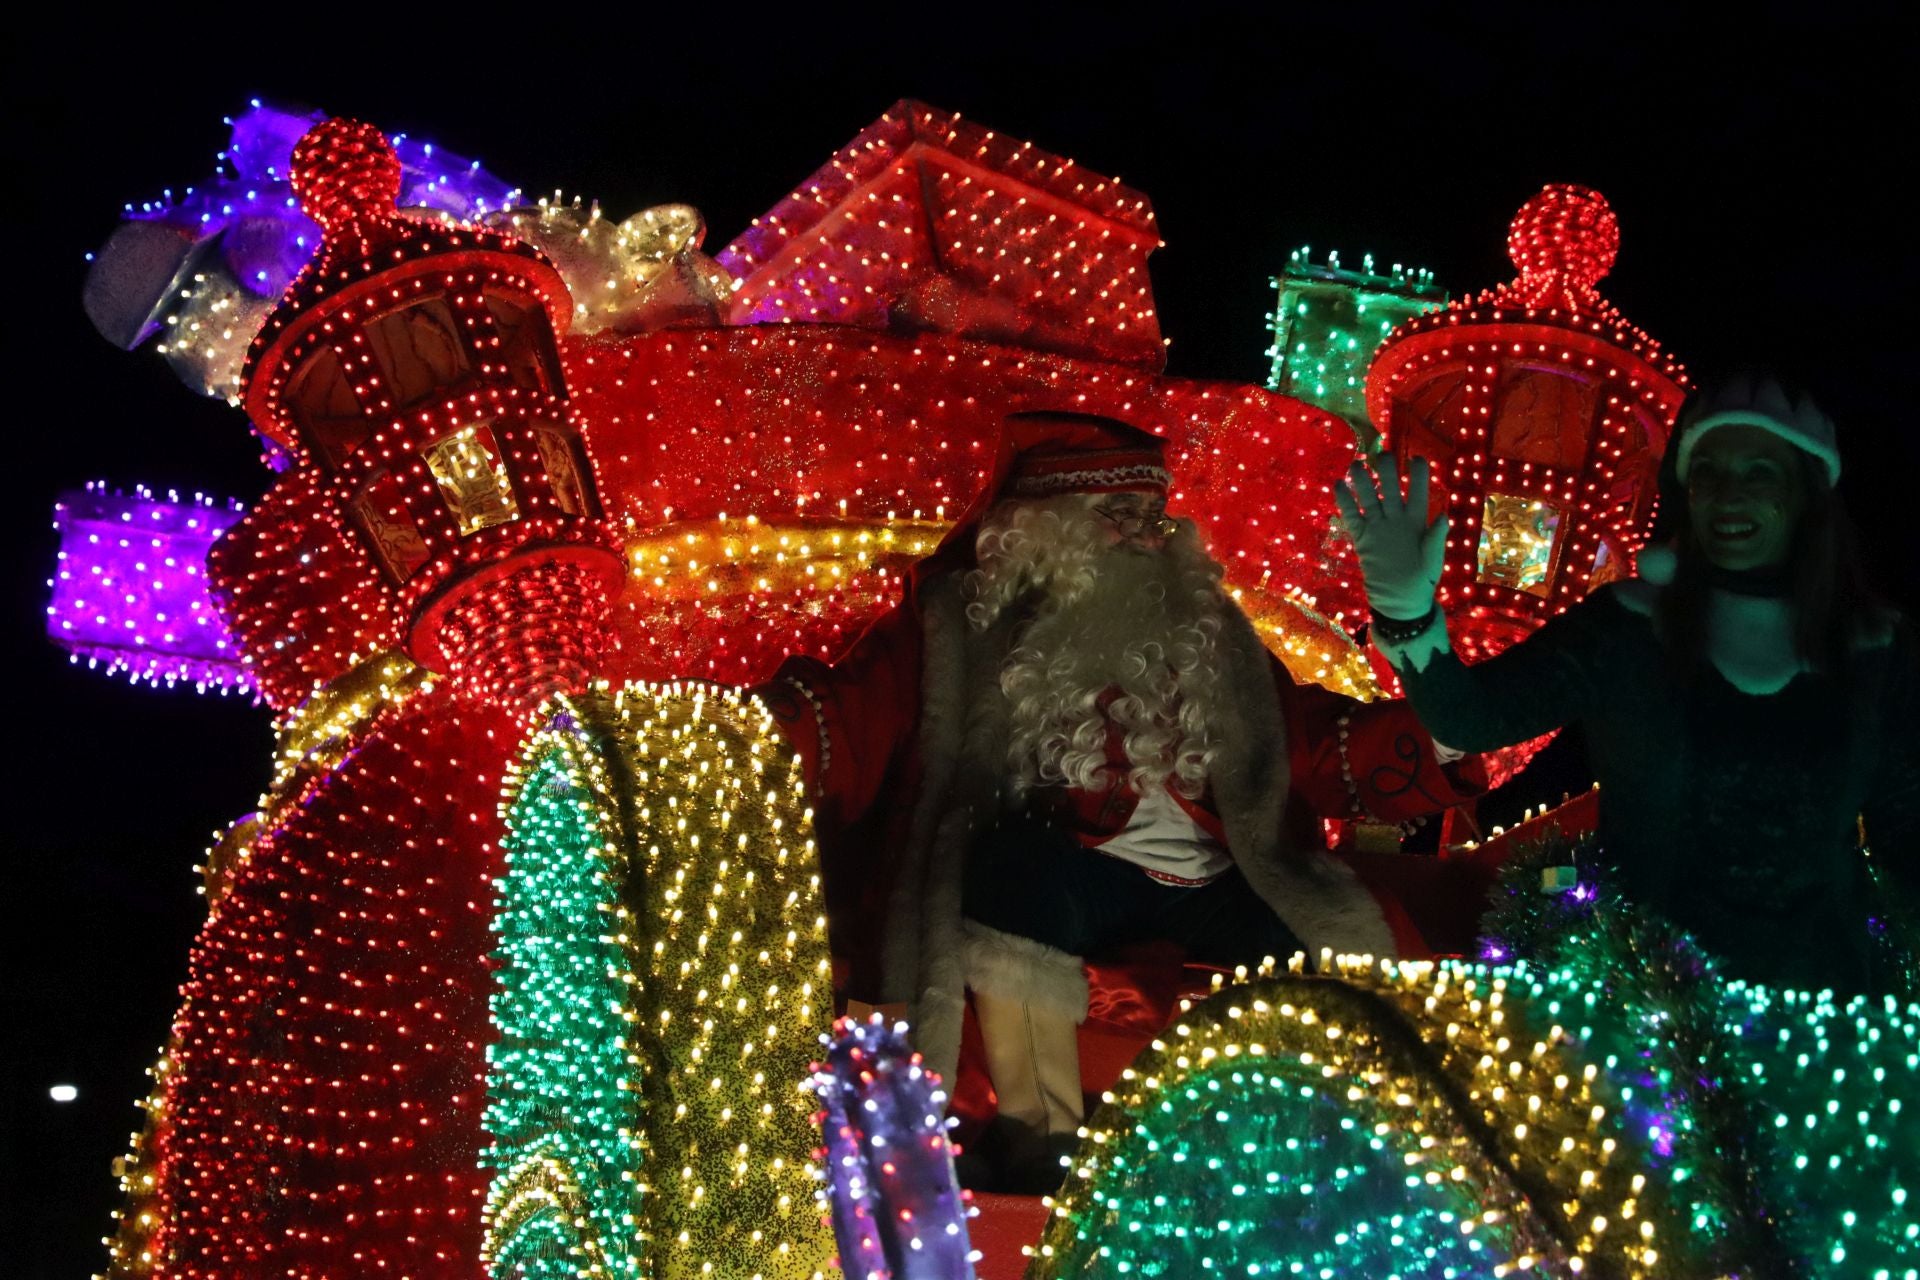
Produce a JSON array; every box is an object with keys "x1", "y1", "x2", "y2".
[{"x1": 1480, "y1": 832, "x2": 1920, "y2": 1277}]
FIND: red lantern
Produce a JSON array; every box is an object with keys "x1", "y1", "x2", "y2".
[
  {"x1": 234, "y1": 118, "x2": 623, "y2": 708},
  {"x1": 1367, "y1": 184, "x2": 1689, "y2": 660}
]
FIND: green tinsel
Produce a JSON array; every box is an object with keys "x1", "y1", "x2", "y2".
[
  {"x1": 1865, "y1": 845, "x2": 1920, "y2": 1002},
  {"x1": 1480, "y1": 834, "x2": 1920, "y2": 1278}
]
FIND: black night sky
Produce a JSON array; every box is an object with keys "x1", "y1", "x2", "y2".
[{"x1": 5, "y1": 7, "x2": 1916, "y2": 1276}]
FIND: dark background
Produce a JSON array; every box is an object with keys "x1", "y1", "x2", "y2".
[{"x1": 6, "y1": 6, "x2": 1914, "y2": 1275}]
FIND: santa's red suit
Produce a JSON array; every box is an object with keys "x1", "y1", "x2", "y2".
[{"x1": 756, "y1": 414, "x2": 1482, "y2": 1096}]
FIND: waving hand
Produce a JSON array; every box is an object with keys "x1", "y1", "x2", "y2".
[{"x1": 1332, "y1": 453, "x2": 1449, "y2": 622}]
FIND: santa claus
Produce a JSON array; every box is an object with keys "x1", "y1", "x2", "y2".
[{"x1": 757, "y1": 412, "x2": 1480, "y2": 1190}]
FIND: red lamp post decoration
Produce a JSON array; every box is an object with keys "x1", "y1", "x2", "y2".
[
  {"x1": 1366, "y1": 184, "x2": 1689, "y2": 659},
  {"x1": 238, "y1": 118, "x2": 623, "y2": 709}
]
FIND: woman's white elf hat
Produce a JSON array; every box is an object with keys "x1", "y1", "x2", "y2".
[{"x1": 1674, "y1": 373, "x2": 1840, "y2": 487}]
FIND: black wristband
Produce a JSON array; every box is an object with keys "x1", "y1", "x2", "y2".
[{"x1": 1370, "y1": 603, "x2": 1439, "y2": 645}]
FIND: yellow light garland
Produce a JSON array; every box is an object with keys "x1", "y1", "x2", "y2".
[
  {"x1": 266, "y1": 649, "x2": 434, "y2": 801},
  {"x1": 620, "y1": 516, "x2": 946, "y2": 602},
  {"x1": 612, "y1": 682, "x2": 834, "y2": 1280}
]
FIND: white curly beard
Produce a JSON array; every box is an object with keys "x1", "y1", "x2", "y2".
[{"x1": 963, "y1": 497, "x2": 1230, "y2": 801}]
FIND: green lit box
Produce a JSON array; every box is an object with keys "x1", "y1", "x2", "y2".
[{"x1": 1265, "y1": 249, "x2": 1445, "y2": 443}]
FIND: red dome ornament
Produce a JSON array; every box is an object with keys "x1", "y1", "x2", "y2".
[
  {"x1": 1366, "y1": 183, "x2": 1689, "y2": 662},
  {"x1": 1503, "y1": 183, "x2": 1618, "y2": 307},
  {"x1": 287, "y1": 117, "x2": 404, "y2": 231}
]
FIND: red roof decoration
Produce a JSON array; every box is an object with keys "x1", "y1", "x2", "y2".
[
  {"x1": 209, "y1": 104, "x2": 1375, "y2": 717},
  {"x1": 716, "y1": 99, "x2": 1166, "y2": 370}
]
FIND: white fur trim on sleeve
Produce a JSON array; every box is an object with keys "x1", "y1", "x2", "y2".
[{"x1": 1255, "y1": 854, "x2": 1399, "y2": 964}]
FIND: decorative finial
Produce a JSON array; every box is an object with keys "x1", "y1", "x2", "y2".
[
  {"x1": 1506, "y1": 184, "x2": 1618, "y2": 295},
  {"x1": 290, "y1": 118, "x2": 402, "y2": 231}
]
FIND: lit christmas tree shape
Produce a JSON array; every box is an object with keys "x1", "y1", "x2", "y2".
[
  {"x1": 485, "y1": 714, "x2": 646, "y2": 1278},
  {"x1": 484, "y1": 686, "x2": 836, "y2": 1278},
  {"x1": 1030, "y1": 956, "x2": 1920, "y2": 1279}
]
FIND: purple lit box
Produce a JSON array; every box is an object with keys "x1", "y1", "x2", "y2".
[{"x1": 47, "y1": 485, "x2": 251, "y2": 694}]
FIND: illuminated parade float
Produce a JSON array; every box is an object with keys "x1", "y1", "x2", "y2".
[{"x1": 63, "y1": 103, "x2": 1915, "y2": 1279}]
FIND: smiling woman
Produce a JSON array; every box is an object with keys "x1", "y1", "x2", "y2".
[
  {"x1": 1662, "y1": 377, "x2": 1868, "y2": 684},
  {"x1": 1685, "y1": 424, "x2": 1807, "y2": 570},
  {"x1": 1336, "y1": 374, "x2": 1920, "y2": 993}
]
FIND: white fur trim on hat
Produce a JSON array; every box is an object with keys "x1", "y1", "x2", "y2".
[{"x1": 1674, "y1": 374, "x2": 1840, "y2": 486}]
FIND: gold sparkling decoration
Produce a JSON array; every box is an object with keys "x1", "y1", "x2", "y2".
[
  {"x1": 622, "y1": 516, "x2": 945, "y2": 604},
  {"x1": 611, "y1": 682, "x2": 834, "y2": 1280},
  {"x1": 95, "y1": 1045, "x2": 176, "y2": 1280},
  {"x1": 1247, "y1": 590, "x2": 1387, "y2": 701},
  {"x1": 265, "y1": 650, "x2": 434, "y2": 803},
  {"x1": 479, "y1": 198, "x2": 738, "y2": 334}
]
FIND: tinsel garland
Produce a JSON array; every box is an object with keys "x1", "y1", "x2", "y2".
[
  {"x1": 1482, "y1": 852, "x2": 1781, "y2": 1274},
  {"x1": 1480, "y1": 832, "x2": 1920, "y2": 1278},
  {"x1": 97, "y1": 1045, "x2": 175, "y2": 1279}
]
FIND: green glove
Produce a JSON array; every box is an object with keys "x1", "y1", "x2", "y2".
[{"x1": 1332, "y1": 453, "x2": 1449, "y2": 622}]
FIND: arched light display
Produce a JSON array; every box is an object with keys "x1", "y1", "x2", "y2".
[{"x1": 1031, "y1": 955, "x2": 1918, "y2": 1279}]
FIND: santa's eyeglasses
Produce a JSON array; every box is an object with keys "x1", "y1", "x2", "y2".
[{"x1": 1092, "y1": 503, "x2": 1177, "y2": 539}]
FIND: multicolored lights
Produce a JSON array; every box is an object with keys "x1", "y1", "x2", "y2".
[
  {"x1": 809, "y1": 1015, "x2": 978, "y2": 1279},
  {"x1": 79, "y1": 101, "x2": 1882, "y2": 1280},
  {"x1": 1030, "y1": 953, "x2": 1919, "y2": 1278},
  {"x1": 484, "y1": 686, "x2": 836, "y2": 1277},
  {"x1": 85, "y1": 101, "x2": 522, "y2": 403}
]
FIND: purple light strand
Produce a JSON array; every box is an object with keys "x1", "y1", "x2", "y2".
[
  {"x1": 809, "y1": 1015, "x2": 978, "y2": 1280},
  {"x1": 47, "y1": 484, "x2": 251, "y2": 695}
]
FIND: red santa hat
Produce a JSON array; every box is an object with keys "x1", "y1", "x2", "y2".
[
  {"x1": 998, "y1": 411, "x2": 1172, "y2": 499},
  {"x1": 914, "y1": 411, "x2": 1171, "y2": 584}
]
